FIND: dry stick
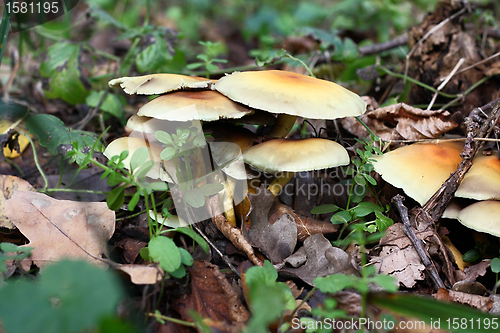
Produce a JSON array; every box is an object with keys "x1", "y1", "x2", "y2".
[
  {"x1": 427, "y1": 58, "x2": 465, "y2": 110},
  {"x1": 392, "y1": 195, "x2": 445, "y2": 289},
  {"x1": 438, "y1": 50, "x2": 500, "y2": 82}
]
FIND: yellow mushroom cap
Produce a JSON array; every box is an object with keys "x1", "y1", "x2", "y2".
[
  {"x1": 214, "y1": 70, "x2": 366, "y2": 119},
  {"x1": 243, "y1": 138, "x2": 349, "y2": 174},
  {"x1": 372, "y1": 142, "x2": 464, "y2": 206},
  {"x1": 456, "y1": 153, "x2": 500, "y2": 200},
  {"x1": 456, "y1": 200, "x2": 500, "y2": 237},
  {"x1": 137, "y1": 90, "x2": 253, "y2": 121},
  {"x1": 108, "y1": 74, "x2": 213, "y2": 95},
  {"x1": 103, "y1": 137, "x2": 176, "y2": 182}
]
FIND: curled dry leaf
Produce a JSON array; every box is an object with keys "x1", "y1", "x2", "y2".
[
  {"x1": 434, "y1": 288, "x2": 493, "y2": 312},
  {"x1": 0, "y1": 175, "x2": 37, "y2": 229},
  {"x1": 341, "y1": 103, "x2": 457, "y2": 140},
  {"x1": 245, "y1": 188, "x2": 297, "y2": 264},
  {"x1": 281, "y1": 233, "x2": 356, "y2": 286},
  {"x1": 5, "y1": 190, "x2": 115, "y2": 270},
  {"x1": 370, "y1": 223, "x2": 431, "y2": 288}
]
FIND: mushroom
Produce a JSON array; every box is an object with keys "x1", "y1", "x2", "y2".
[
  {"x1": 372, "y1": 141, "x2": 464, "y2": 206},
  {"x1": 243, "y1": 138, "x2": 350, "y2": 197},
  {"x1": 109, "y1": 73, "x2": 214, "y2": 95},
  {"x1": 137, "y1": 90, "x2": 253, "y2": 122},
  {"x1": 214, "y1": 70, "x2": 366, "y2": 137},
  {"x1": 454, "y1": 200, "x2": 500, "y2": 237},
  {"x1": 103, "y1": 137, "x2": 176, "y2": 183},
  {"x1": 455, "y1": 153, "x2": 500, "y2": 200}
]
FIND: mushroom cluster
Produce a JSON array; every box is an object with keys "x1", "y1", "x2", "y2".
[
  {"x1": 105, "y1": 70, "x2": 366, "y2": 227},
  {"x1": 372, "y1": 142, "x2": 500, "y2": 237}
]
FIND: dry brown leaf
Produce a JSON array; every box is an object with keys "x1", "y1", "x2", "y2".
[
  {"x1": 246, "y1": 188, "x2": 297, "y2": 264},
  {"x1": 341, "y1": 103, "x2": 457, "y2": 140},
  {"x1": 434, "y1": 288, "x2": 493, "y2": 311},
  {"x1": 370, "y1": 223, "x2": 437, "y2": 288},
  {"x1": 281, "y1": 233, "x2": 356, "y2": 286},
  {"x1": 5, "y1": 190, "x2": 114, "y2": 270},
  {"x1": 171, "y1": 260, "x2": 249, "y2": 328},
  {"x1": 118, "y1": 264, "x2": 163, "y2": 285},
  {"x1": 0, "y1": 175, "x2": 36, "y2": 229}
]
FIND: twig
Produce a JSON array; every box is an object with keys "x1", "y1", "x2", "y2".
[
  {"x1": 358, "y1": 35, "x2": 408, "y2": 57},
  {"x1": 427, "y1": 58, "x2": 465, "y2": 110},
  {"x1": 392, "y1": 195, "x2": 445, "y2": 289},
  {"x1": 439, "y1": 50, "x2": 500, "y2": 82}
]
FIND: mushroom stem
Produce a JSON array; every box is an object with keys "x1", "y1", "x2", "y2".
[
  {"x1": 267, "y1": 114, "x2": 298, "y2": 138},
  {"x1": 220, "y1": 176, "x2": 238, "y2": 227},
  {"x1": 268, "y1": 171, "x2": 295, "y2": 197}
]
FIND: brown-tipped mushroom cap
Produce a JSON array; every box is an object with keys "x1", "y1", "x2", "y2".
[
  {"x1": 214, "y1": 70, "x2": 366, "y2": 119},
  {"x1": 372, "y1": 142, "x2": 464, "y2": 206},
  {"x1": 109, "y1": 74, "x2": 214, "y2": 95},
  {"x1": 456, "y1": 200, "x2": 500, "y2": 237},
  {"x1": 137, "y1": 90, "x2": 253, "y2": 121},
  {"x1": 103, "y1": 137, "x2": 176, "y2": 182},
  {"x1": 243, "y1": 138, "x2": 349, "y2": 173},
  {"x1": 456, "y1": 153, "x2": 500, "y2": 200}
]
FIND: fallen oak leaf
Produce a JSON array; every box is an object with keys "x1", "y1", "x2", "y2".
[
  {"x1": 0, "y1": 175, "x2": 37, "y2": 229},
  {"x1": 5, "y1": 190, "x2": 115, "y2": 270}
]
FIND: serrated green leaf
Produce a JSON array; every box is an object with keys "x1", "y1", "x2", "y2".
[
  {"x1": 310, "y1": 204, "x2": 340, "y2": 215},
  {"x1": 148, "y1": 236, "x2": 181, "y2": 273},
  {"x1": 106, "y1": 186, "x2": 125, "y2": 211},
  {"x1": 198, "y1": 183, "x2": 224, "y2": 196},
  {"x1": 183, "y1": 188, "x2": 205, "y2": 208},
  {"x1": 39, "y1": 42, "x2": 89, "y2": 105},
  {"x1": 25, "y1": 114, "x2": 101, "y2": 156}
]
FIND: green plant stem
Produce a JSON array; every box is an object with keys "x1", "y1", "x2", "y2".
[
  {"x1": 377, "y1": 66, "x2": 458, "y2": 99},
  {"x1": 147, "y1": 312, "x2": 197, "y2": 327},
  {"x1": 143, "y1": 188, "x2": 153, "y2": 239},
  {"x1": 441, "y1": 75, "x2": 492, "y2": 110},
  {"x1": 284, "y1": 54, "x2": 315, "y2": 77},
  {"x1": 45, "y1": 188, "x2": 109, "y2": 195},
  {"x1": 23, "y1": 133, "x2": 48, "y2": 192}
]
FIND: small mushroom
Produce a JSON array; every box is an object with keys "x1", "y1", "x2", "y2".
[
  {"x1": 372, "y1": 141, "x2": 464, "y2": 206},
  {"x1": 103, "y1": 137, "x2": 176, "y2": 183},
  {"x1": 243, "y1": 138, "x2": 350, "y2": 197},
  {"x1": 109, "y1": 73, "x2": 214, "y2": 95},
  {"x1": 455, "y1": 153, "x2": 500, "y2": 200},
  {"x1": 137, "y1": 90, "x2": 253, "y2": 121},
  {"x1": 215, "y1": 70, "x2": 366, "y2": 137},
  {"x1": 455, "y1": 200, "x2": 500, "y2": 237}
]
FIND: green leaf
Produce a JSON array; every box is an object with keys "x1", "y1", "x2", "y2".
[
  {"x1": 144, "y1": 181, "x2": 169, "y2": 191},
  {"x1": 352, "y1": 201, "x2": 384, "y2": 217},
  {"x1": 129, "y1": 146, "x2": 150, "y2": 172},
  {"x1": 155, "y1": 131, "x2": 173, "y2": 145},
  {"x1": 314, "y1": 274, "x2": 360, "y2": 293},
  {"x1": 363, "y1": 173, "x2": 377, "y2": 186},
  {"x1": 106, "y1": 186, "x2": 125, "y2": 211},
  {"x1": 354, "y1": 173, "x2": 366, "y2": 186},
  {"x1": 136, "y1": 32, "x2": 173, "y2": 73},
  {"x1": 160, "y1": 147, "x2": 176, "y2": 161},
  {"x1": 374, "y1": 211, "x2": 394, "y2": 232},
  {"x1": 0, "y1": 260, "x2": 122, "y2": 333},
  {"x1": 491, "y1": 257, "x2": 500, "y2": 274},
  {"x1": 148, "y1": 236, "x2": 181, "y2": 273},
  {"x1": 370, "y1": 275, "x2": 398, "y2": 292},
  {"x1": 85, "y1": 91, "x2": 125, "y2": 125},
  {"x1": 25, "y1": 114, "x2": 102, "y2": 157},
  {"x1": 178, "y1": 248, "x2": 194, "y2": 266},
  {"x1": 331, "y1": 210, "x2": 351, "y2": 224},
  {"x1": 134, "y1": 160, "x2": 154, "y2": 179},
  {"x1": 183, "y1": 188, "x2": 205, "y2": 208},
  {"x1": 39, "y1": 42, "x2": 89, "y2": 105},
  {"x1": 171, "y1": 227, "x2": 209, "y2": 253},
  {"x1": 168, "y1": 264, "x2": 186, "y2": 279},
  {"x1": 310, "y1": 204, "x2": 340, "y2": 215},
  {"x1": 198, "y1": 183, "x2": 224, "y2": 196},
  {"x1": 463, "y1": 249, "x2": 480, "y2": 263},
  {"x1": 128, "y1": 192, "x2": 140, "y2": 212},
  {"x1": 370, "y1": 293, "x2": 499, "y2": 333}
]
